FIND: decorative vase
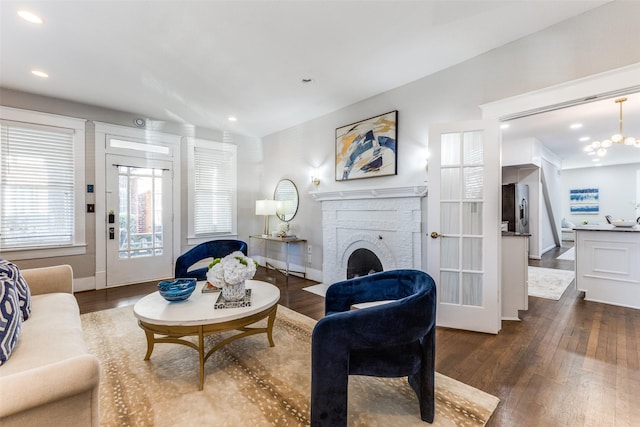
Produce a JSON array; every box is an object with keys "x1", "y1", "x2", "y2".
[{"x1": 222, "y1": 281, "x2": 246, "y2": 302}]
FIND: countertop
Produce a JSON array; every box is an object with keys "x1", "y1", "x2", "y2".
[
  {"x1": 573, "y1": 224, "x2": 639, "y2": 232},
  {"x1": 501, "y1": 231, "x2": 531, "y2": 237}
]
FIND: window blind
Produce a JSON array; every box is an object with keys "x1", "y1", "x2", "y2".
[
  {"x1": 193, "y1": 145, "x2": 235, "y2": 235},
  {"x1": 0, "y1": 122, "x2": 75, "y2": 249}
]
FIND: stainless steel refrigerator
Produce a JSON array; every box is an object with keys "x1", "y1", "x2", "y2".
[{"x1": 502, "y1": 183, "x2": 529, "y2": 234}]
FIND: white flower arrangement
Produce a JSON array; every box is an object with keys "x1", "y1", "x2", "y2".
[{"x1": 206, "y1": 251, "x2": 257, "y2": 286}]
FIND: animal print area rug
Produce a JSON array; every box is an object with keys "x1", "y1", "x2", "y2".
[{"x1": 82, "y1": 304, "x2": 500, "y2": 426}]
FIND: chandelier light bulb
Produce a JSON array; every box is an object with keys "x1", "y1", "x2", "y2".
[
  {"x1": 597, "y1": 148, "x2": 607, "y2": 157},
  {"x1": 611, "y1": 134, "x2": 623, "y2": 143},
  {"x1": 624, "y1": 136, "x2": 636, "y2": 145},
  {"x1": 583, "y1": 145, "x2": 594, "y2": 152},
  {"x1": 601, "y1": 139, "x2": 612, "y2": 148},
  {"x1": 592, "y1": 140, "x2": 601, "y2": 148},
  {"x1": 634, "y1": 140, "x2": 640, "y2": 148}
]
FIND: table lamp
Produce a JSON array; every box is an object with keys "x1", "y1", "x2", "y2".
[{"x1": 256, "y1": 200, "x2": 277, "y2": 237}]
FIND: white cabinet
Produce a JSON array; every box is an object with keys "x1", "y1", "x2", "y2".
[
  {"x1": 575, "y1": 227, "x2": 640, "y2": 309},
  {"x1": 502, "y1": 234, "x2": 529, "y2": 320}
]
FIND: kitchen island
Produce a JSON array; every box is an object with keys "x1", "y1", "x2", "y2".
[{"x1": 573, "y1": 224, "x2": 640, "y2": 309}]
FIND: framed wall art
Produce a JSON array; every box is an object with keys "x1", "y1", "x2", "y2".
[
  {"x1": 569, "y1": 187, "x2": 599, "y2": 214},
  {"x1": 335, "y1": 110, "x2": 397, "y2": 181}
]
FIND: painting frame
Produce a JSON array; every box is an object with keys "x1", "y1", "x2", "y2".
[
  {"x1": 335, "y1": 110, "x2": 398, "y2": 181},
  {"x1": 569, "y1": 187, "x2": 599, "y2": 215}
]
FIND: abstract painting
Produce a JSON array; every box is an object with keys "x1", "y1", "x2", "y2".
[
  {"x1": 569, "y1": 187, "x2": 599, "y2": 214},
  {"x1": 335, "y1": 110, "x2": 397, "y2": 181}
]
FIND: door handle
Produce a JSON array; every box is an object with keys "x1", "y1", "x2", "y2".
[{"x1": 430, "y1": 232, "x2": 441, "y2": 239}]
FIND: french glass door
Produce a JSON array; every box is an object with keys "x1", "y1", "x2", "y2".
[{"x1": 427, "y1": 120, "x2": 501, "y2": 334}]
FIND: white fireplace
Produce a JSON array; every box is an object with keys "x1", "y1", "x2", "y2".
[{"x1": 311, "y1": 186, "x2": 427, "y2": 285}]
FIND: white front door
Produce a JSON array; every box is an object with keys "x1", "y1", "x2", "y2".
[
  {"x1": 427, "y1": 120, "x2": 501, "y2": 334},
  {"x1": 106, "y1": 154, "x2": 173, "y2": 287}
]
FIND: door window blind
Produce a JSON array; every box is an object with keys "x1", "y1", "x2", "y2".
[{"x1": 0, "y1": 122, "x2": 75, "y2": 249}]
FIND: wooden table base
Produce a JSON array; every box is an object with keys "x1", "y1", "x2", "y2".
[{"x1": 138, "y1": 304, "x2": 278, "y2": 390}]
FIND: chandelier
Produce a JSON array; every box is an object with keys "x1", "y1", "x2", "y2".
[{"x1": 584, "y1": 97, "x2": 640, "y2": 157}]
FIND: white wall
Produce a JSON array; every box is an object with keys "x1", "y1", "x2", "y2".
[
  {"x1": 261, "y1": 1, "x2": 640, "y2": 281},
  {"x1": 562, "y1": 163, "x2": 640, "y2": 225}
]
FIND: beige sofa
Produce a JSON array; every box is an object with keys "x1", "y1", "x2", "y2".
[{"x1": 0, "y1": 265, "x2": 100, "y2": 427}]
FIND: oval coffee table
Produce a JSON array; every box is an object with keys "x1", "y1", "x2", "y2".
[{"x1": 133, "y1": 279, "x2": 280, "y2": 390}]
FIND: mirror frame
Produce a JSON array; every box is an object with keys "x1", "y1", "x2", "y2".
[{"x1": 273, "y1": 179, "x2": 299, "y2": 222}]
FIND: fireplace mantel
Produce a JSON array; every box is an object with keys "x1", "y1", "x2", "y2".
[{"x1": 309, "y1": 185, "x2": 427, "y2": 201}]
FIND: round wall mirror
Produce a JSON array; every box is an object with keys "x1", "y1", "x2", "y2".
[{"x1": 274, "y1": 179, "x2": 299, "y2": 222}]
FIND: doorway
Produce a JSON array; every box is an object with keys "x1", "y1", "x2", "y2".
[
  {"x1": 499, "y1": 90, "x2": 640, "y2": 260},
  {"x1": 94, "y1": 122, "x2": 182, "y2": 290},
  {"x1": 105, "y1": 155, "x2": 173, "y2": 286}
]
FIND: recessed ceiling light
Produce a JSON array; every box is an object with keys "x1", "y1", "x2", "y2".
[
  {"x1": 31, "y1": 70, "x2": 49, "y2": 78},
  {"x1": 228, "y1": 116, "x2": 237, "y2": 122},
  {"x1": 18, "y1": 10, "x2": 43, "y2": 24},
  {"x1": 500, "y1": 123, "x2": 510, "y2": 129},
  {"x1": 592, "y1": 158, "x2": 600, "y2": 162},
  {"x1": 587, "y1": 151, "x2": 596, "y2": 155},
  {"x1": 570, "y1": 123, "x2": 583, "y2": 129},
  {"x1": 579, "y1": 136, "x2": 590, "y2": 142}
]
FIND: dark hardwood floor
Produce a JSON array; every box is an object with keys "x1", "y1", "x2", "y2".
[{"x1": 75, "y1": 244, "x2": 640, "y2": 426}]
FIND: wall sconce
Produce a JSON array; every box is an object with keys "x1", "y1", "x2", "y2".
[
  {"x1": 311, "y1": 169, "x2": 320, "y2": 186},
  {"x1": 255, "y1": 199, "x2": 277, "y2": 237}
]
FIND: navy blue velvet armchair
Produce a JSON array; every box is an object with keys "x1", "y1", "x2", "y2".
[
  {"x1": 174, "y1": 239, "x2": 247, "y2": 280},
  {"x1": 310, "y1": 269, "x2": 437, "y2": 426}
]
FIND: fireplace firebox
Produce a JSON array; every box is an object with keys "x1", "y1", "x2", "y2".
[{"x1": 346, "y1": 248, "x2": 383, "y2": 279}]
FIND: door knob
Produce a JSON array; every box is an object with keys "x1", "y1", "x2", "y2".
[{"x1": 430, "y1": 232, "x2": 441, "y2": 239}]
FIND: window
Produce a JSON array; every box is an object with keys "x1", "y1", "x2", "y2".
[
  {"x1": 187, "y1": 138, "x2": 237, "y2": 242},
  {"x1": 0, "y1": 107, "x2": 85, "y2": 258}
]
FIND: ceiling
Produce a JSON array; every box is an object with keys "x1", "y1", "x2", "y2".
[
  {"x1": 1, "y1": 1, "x2": 610, "y2": 137},
  {"x1": 502, "y1": 91, "x2": 640, "y2": 170},
  {"x1": 3, "y1": 1, "x2": 637, "y2": 169}
]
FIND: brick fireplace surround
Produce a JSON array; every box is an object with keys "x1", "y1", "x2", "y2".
[{"x1": 311, "y1": 186, "x2": 427, "y2": 285}]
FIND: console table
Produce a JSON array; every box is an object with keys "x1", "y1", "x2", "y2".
[{"x1": 249, "y1": 235, "x2": 307, "y2": 280}]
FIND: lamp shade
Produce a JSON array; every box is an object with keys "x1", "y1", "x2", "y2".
[{"x1": 255, "y1": 199, "x2": 277, "y2": 216}]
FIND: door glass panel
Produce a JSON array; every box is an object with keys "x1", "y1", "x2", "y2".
[
  {"x1": 440, "y1": 237, "x2": 459, "y2": 269},
  {"x1": 462, "y1": 272, "x2": 483, "y2": 306},
  {"x1": 462, "y1": 237, "x2": 482, "y2": 270},
  {"x1": 441, "y1": 202, "x2": 460, "y2": 234},
  {"x1": 440, "y1": 271, "x2": 459, "y2": 304},
  {"x1": 118, "y1": 174, "x2": 129, "y2": 256},
  {"x1": 118, "y1": 166, "x2": 164, "y2": 259},
  {"x1": 440, "y1": 168, "x2": 460, "y2": 200},
  {"x1": 463, "y1": 167, "x2": 483, "y2": 199},
  {"x1": 462, "y1": 202, "x2": 483, "y2": 234},
  {"x1": 441, "y1": 133, "x2": 460, "y2": 166},
  {"x1": 463, "y1": 131, "x2": 483, "y2": 164},
  {"x1": 154, "y1": 176, "x2": 163, "y2": 254}
]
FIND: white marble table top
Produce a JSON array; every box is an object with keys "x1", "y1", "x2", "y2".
[{"x1": 133, "y1": 280, "x2": 280, "y2": 326}]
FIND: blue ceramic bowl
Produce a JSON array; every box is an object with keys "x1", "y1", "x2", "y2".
[{"x1": 158, "y1": 278, "x2": 197, "y2": 302}]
